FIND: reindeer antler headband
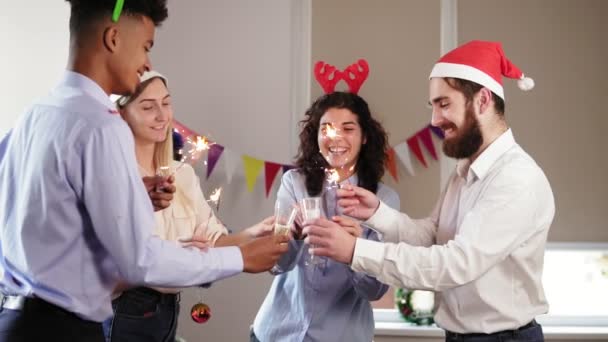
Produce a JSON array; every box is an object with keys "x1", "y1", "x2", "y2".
[{"x1": 314, "y1": 59, "x2": 370, "y2": 94}]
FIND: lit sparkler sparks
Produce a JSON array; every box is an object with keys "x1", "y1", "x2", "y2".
[
  {"x1": 208, "y1": 187, "x2": 222, "y2": 212},
  {"x1": 322, "y1": 123, "x2": 339, "y2": 139},
  {"x1": 326, "y1": 168, "x2": 340, "y2": 184}
]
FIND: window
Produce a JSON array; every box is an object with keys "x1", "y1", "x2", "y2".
[{"x1": 373, "y1": 243, "x2": 608, "y2": 327}]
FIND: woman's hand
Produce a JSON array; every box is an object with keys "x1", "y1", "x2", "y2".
[
  {"x1": 337, "y1": 184, "x2": 380, "y2": 220},
  {"x1": 179, "y1": 235, "x2": 211, "y2": 252},
  {"x1": 245, "y1": 215, "x2": 275, "y2": 238},
  {"x1": 332, "y1": 216, "x2": 363, "y2": 238}
]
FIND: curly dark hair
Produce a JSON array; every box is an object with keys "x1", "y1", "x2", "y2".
[
  {"x1": 295, "y1": 92, "x2": 388, "y2": 196},
  {"x1": 65, "y1": 0, "x2": 168, "y2": 36}
]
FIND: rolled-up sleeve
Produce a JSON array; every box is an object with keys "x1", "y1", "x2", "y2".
[{"x1": 352, "y1": 171, "x2": 544, "y2": 291}]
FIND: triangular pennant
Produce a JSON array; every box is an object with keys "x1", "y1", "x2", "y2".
[
  {"x1": 172, "y1": 119, "x2": 198, "y2": 138},
  {"x1": 417, "y1": 127, "x2": 438, "y2": 161},
  {"x1": 393, "y1": 142, "x2": 415, "y2": 176},
  {"x1": 429, "y1": 124, "x2": 445, "y2": 139},
  {"x1": 206, "y1": 144, "x2": 224, "y2": 179},
  {"x1": 385, "y1": 148, "x2": 399, "y2": 182},
  {"x1": 264, "y1": 162, "x2": 282, "y2": 197},
  {"x1": 223, "y1": 148, "x2": 240, "y2": 184},
  {"x1": 282, "y1": 164, "x2": 296, "y2": 174},
  {"x1": 407, "y1": 135, "x2": 427, "y2": 167},
  {"x1": 242, "y1": 155, "x2": 264, "y2": 192}
]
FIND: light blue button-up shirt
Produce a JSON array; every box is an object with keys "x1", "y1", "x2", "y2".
[
  {"x1": 0, "y1": 71, "x2": 243, "y2": 321},
  {"x1": 253, "y1": 169, "x2": 400, "y2": 342}
]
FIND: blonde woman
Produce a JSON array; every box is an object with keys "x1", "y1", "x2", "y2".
[{"x1": 103, "y1": 71, "x2": 273, "y2": 342}]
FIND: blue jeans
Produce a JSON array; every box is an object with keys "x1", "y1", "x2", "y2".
[
  {"x1": 445, "y1": 320, "x2": 544, "y2": 342},
  {"x1": 103, "y1": 287, "x2": 180, "y2": 342}
]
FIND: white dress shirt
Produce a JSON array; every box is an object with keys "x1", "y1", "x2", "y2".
[
  {"x1": 351, "y1": 129, "x2": 555, "y2": 334},
  {"x1": 0, "y1": 71, "x2": 243, "y2": 321}
]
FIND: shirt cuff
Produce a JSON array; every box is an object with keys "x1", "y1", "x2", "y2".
[
  {"x1": 351, "y1": 238, "x2": 385, "y2": 276},
  {"x1": 365, "y1": 201, "x2": 395, "y2": 234},
  {"x1": 212, "y1": 246, "x2": 244, "y2": 280}
]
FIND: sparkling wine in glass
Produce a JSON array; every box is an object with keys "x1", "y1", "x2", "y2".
[
  {"x1": 301, "y1": 197, "x2": 323, "y2": 266},
  {"x1": 269, "y1": 201, "x2": 298, "y2": 275},
  {"x1": 154, "y1": 165, "x2": 173, "y2": 192}
]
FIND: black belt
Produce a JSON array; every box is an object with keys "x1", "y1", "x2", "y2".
[
  {"x1": 446, "y1": 320, "x2": 538, "y2": 338},
  {"x1": 0, "y1": 294, "x2": 90, "y2": 321},
  {"x1": 118, "y1": 287, "x2": 180, "y2": 305}
]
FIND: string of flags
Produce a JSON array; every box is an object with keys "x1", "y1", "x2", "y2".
[{"x1": 173, "y1": 119, "x2": 444, "y2": 198}]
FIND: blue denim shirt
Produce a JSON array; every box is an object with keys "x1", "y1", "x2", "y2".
[{"x1": 253, "y1": 169, "x2": 400, "y2": 342}]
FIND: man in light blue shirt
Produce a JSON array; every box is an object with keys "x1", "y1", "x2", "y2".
[{"x1": 0, "y1": 1, "x2": 287, "y2": 341}]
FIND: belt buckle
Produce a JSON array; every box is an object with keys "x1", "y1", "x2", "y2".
[{"x1": 0, "y1": 294, "x2": 26, "y2": 311}]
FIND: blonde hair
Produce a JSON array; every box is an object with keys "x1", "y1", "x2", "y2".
[{"x1": 117, "y1": 77, "x2": 174, "y2": 170}]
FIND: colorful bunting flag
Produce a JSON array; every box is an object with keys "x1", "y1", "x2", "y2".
[
  {"x1": 407, "y1": 135, "x2": 427, "y2": 167},
  {"x1": 393, "y1": 142, "x2": 415, "y2": 176},
  {"x1": 171, "y1": 118, "x2": 443, "y2": 198},
  {"x1": 172, "y1": 119, "x2": 197, "y2": 138},
  {"x1": 429, "y1": 125, "x2": 445, "y2": 139},
  {"x1": 223, "y1": 148, "x2": 241, "y2": 184},
  {"x1": 242, "y1": 155, "x2": 264, "y2": 192},
  {"x1": 206, "y1": 144, "x2": 224, "y2": 179},
  {"x1": 264, "y1": 162, "x2": 282, "y2": 197},
  {"x1": 418, "y1": 127, "x2": 438, "y2": 161},
  {"x1": 283, "y1": 164, "x2": 296, "y2": 174},
  {"x1": 385, "y1": 147, "x2": 399, "y2": 182}
]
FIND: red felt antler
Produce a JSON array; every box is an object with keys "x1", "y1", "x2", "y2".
[
  {"x1": 342, "y1": 59, "x2": 369, "y2": 94},
  {"x1": 313, "y1": 59, "x2": 370, "y2": 94},
  {"x1": 314, "y1": 61, "x2": 343, "y2": 94}
]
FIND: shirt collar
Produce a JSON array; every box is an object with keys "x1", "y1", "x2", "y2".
[
  {"x1": 456, "y1": 129, "x2": 517, "y2": 183},
  {"x1": 59, "y1": 70, "x2": 117, "y2": 112},
  {"x1": 344, "y1": 173, "x2": 358, "y2": 185}
]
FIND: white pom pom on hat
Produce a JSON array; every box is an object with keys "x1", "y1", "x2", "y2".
[
  {"x1": 517, "y1": 75, "x2": 535, "y2": 91},
  {"x1": 429, "y1": 40, "x2": 534, "y2": 100}
]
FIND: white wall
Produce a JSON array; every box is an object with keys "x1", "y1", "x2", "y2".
[
  {"x1": 148, "y1": 1, "x2": 298, "y2": 341},
  {"x1": 0, "y1": 1, "x2": 70, "y2": 137},
  {"x1": 151, "y1": 0, "x2": 294, "y2": 164}
]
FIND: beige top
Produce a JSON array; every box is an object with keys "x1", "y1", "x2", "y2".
[
  {"x1": 142, "y1": 160, "x2": 228, "y2": 294},
  {"x1": 351, "y1": 129, "x2": 555, "y2": 334}
]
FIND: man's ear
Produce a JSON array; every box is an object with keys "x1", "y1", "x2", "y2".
[
  {"x1": 102, "y1": 26, "x2": 119, "y2": 53},
  {"x1": 477, "y1": 87, "x2": 492, "y2": 114}
]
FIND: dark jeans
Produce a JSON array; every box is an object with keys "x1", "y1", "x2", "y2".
[
  {"x1": 103, "y1": 287, "x2": 180, "y2": 342},
  {"x1": 0, "y1": 296, "x2": 104, "y2": 342},
  {"x1": 445, "y1": 320, "x2": 544, "y2": 342}
]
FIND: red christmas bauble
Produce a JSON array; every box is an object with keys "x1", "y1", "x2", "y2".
[{"x1": 190, "y1": 303, "x2": 211, "y2": 324}]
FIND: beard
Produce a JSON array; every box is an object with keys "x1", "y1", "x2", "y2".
[{"x1": 441, "y1": 103, "x2": 483, "y2": 159}]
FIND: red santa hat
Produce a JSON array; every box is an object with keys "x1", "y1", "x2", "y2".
[{"x1": 429, "y1": 40, "x2": 534, "y2": 100}]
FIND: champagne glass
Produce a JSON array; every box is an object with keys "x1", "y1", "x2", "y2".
[
  {"x1": 301, "y1": 197, "x2": 322, "y2": 266},
  {"x1": 269, "y1": 201, "x2": 298, "y2": 275},
  {"x1": 154, "y1": 165, "x2": 173, "y2": 192}
]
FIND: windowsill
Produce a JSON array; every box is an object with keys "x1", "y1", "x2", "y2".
[{"x1": 374, "y1": 321, "x2": 608, "y2": 340}]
